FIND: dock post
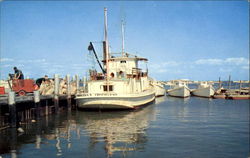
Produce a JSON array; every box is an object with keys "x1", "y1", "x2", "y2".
[
  {"x1": 8, "y1": 91, "x2": 16, "y2": 128},
  {"x1": 54, "y1": 74, "x2": 59, "y2": 113},
  {"x1": 239, "y1": 80, "x2": 242, "y2": 94},
  {"x1": 83, "y1": 76, "x2": 87, "y2": 91},
  {"x1": 66, "y1": 74, "x2": 71, "y2": 109},
  {"x1": 219, "y1": 77, "x2": 221, "y2": 89},
  {"x1": 75, "y1": 74, "x2": 79, "y2": 93},
  {"x1": 228, "y1": 75, "x2": 231, "y2": 90},
  {"x1": 34, "y1": 91, "x2": 40, "y2": 119}
]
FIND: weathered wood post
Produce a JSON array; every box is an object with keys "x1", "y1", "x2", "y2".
[
  {"x1": 83, "y1": 76, "x2": 87, "y2": 91},
  {"x1": 66, "y1": 74, "x2": 71, "y2": 109},
  {"x1": 34, "y1": 91, "x2": 40, "y2": 119},
  {"x1": 54, "y1": 74, "x2": 60, "y2": 113},
  {"x1": 219, "y1": 77, "x2": 221, "y2": 89},
  {"x1": 75, "y1": 74, "x2": 79, "y2": 93},
  {"x1": 239, "y1": 80, "x2": 242, "y2": 94},
  {"x1": 74, "y1": 75, "x2": 79, "y2": 109},
  {"x1": 8, "y1": 91, "x2": 16, "y2": 128},
  {"x1": 228, "y1": 75, "x2": 231, "y2": 90}
]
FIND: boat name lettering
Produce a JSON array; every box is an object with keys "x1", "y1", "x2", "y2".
[
  {"x1": 82, "y1": 93, "x2": 118, "y2": 96},
  {"x1": 95, "y1": 93, "x2": 118, "y2": 96}
]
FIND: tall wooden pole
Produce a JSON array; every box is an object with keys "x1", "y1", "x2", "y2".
[
  {"x1": 8, "y1": 91, "x2": 16, "y2": 128},
  {"x1": 104, "y1": 7, "x2": 110, "y2": 92},
  {"x1": 54, "y1": 74, "x2": 59, "y2": 113}
]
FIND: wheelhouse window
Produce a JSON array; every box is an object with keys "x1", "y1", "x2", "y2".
[
  {"x1": 103, "y1": 85, "x2": 113, "y2": 91},
  {"x1": 120, "y1": 60, "x2": 126, "y2": 63}
]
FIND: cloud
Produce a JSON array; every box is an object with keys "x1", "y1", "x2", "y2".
[
  {"x1": 149, "y1": 61, "x2": 184, "y2": 74},
  {"x1": 219, "y1": 68, "x2": 232, "y2": 72},
  {"x1": 225, "y1": 57, "x2": 249, "y2": 65},
  {"x1": 1, "y1": 64, "x2": 12, "y2": 68},
  {"x1": 161, "y1": 61, "x2": 181, "y2": 67},
  {"x1": 18, "y1": 59, "x2": 47, "y2": 63},
  {"x1": 0, "y1": 58, "x2": 14, "y2": 62},
  {"x1": 148, "y1": 57, "x2": 249, "y2": 78},
  {"x1": 242, "y1": 66, "x2": 249, "y2": 70},
  {"x1": 194, "y1": 58, "x2": 223, "y2": 65},
  {"x1": 194, "y1": 57, "x2": 249, "y2": 66}
]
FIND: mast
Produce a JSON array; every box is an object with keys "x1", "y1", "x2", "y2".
[
  {"x1": 121, "y1": 20, "x2": 125, "y2": 56},
  {"x1": 104, "y1": 7, "x2": 110, "y2": 91},
  {"x1": 219, "y1": 77, "x2": 221, "y2": 89},
  {"x1": 228, "y1": 75, "x2": 231, "y2": 90}
]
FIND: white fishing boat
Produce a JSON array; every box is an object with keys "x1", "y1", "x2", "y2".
[
  {"x1": 151, "y1": 80, "x2": 165, "y2": 97},
  {"x1": 75, "y1": 8, "x2": 155, "y2": 110},
  {"x1": 167, "y1": 81, "x2": 190, "y2": 98},
  {"x1": 192, "y1": 82, "x2": 215, "y2": 98}
]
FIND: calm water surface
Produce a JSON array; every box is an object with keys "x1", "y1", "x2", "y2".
[{"x1": 0, "y1": 96, "x2": 249, "y2": 158}]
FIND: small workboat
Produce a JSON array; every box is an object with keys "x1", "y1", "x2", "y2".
[
  {"x1": 227, "y1": 88, "x2": 250, "y2": 100},
  {"x1": 151, "y1": 80, "x2": 165, "y2": 97},
  {"x1": 192, "y1": 82, "x2": 215, "y2": 98},
  {"x1": 167, "y1": 81, "x2": 190, "y2": 98},
  {"x1": 75, "y1": 8, "x2": 155, "y2": 110}
]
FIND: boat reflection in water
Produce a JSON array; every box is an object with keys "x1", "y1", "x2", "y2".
[
  {"x1": 76, "y1": 104, "x2": 157, "y2": 157},
  {"x1": 0, "y1": 103, "x2": 157, "y2": 158},
  {"x1": 154, "y1": 96, "x2": 167, "y2": 105}
]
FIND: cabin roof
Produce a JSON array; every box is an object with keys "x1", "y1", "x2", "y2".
[{"x1": 109, "y1": 56, "x2": 148, "y2": 61}]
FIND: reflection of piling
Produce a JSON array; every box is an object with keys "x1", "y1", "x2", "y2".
[
  {"x1": 34, "y1": 91, "x2": 40, "y2": 119},
  {"x1": 54, "y1": 74, "x2": 59, "y2": 113},
  {"x1": 66, "y1": 74, "x2": 71, "y2": 109},
  {"x1": 8, "y1": 91, "x2": 16, "y2": 128}
]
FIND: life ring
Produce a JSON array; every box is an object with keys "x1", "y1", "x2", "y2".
[
  {"x1": 34, "y1": 84, "x2": 39, "y2": 90},
  {"x1": 18, "y1": 90, "x2": 26, "y2": 96}
]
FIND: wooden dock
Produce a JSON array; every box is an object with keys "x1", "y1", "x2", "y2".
[{"x1": 0, "y1": 74, "x2": 79, "y2": 130}]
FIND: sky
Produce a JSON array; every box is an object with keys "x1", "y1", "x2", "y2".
[{"x1": 0, "y1": 1, "x2": 249, "y2": 81}]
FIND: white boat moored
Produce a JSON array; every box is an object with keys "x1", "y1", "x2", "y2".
[
  {"x1": 151, "y1": 80, "x2": 165, "y2": 97},
  {"x1": 75, "y1": 8, "x2": 155, "y2": 110},
  {"x1": 167, "y1": 81, "x2": 190, "y2": 98},
  {"x1": 192, "y1": 82, "x2": 215, "y2": 98}
]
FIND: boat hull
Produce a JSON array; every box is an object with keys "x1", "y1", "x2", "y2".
[
  {"x1": 168, "y1": 86, "x2": 190, "y2": 98},
  {"x1": 75, "y1": 90, "x2": 155, "y2": 109},
  {"x1": 155, "y1": 85, "x2": 166, "y2": 97},
  {"x1": 213, "y1": 94, "x2": 226, "y2": 99},
  {"x1": 227, "y1": 94, "x2": 250, "y2": 100},
  {"x1": 192, "y1": 87, "x2": 215, "y2": 98}
]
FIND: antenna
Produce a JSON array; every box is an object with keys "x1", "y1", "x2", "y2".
[{"x1": 121, "y1": 20, "x2": 125, "y2": 56}]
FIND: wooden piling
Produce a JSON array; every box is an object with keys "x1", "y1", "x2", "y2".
[
  {"x1": 66, "y1": 74, "x2": 71, "y2": 109},
  {"x1": 34, "y1": 91, "x2": 40, "y2": 119},
  {"x1": 219, "y1": 77, "x2": 221, "y2": 89},
  {"x1": 8, "y1": 91, "x2": 16, "y2": 128},
  {"x1": 239, "y1": 80, "x2": 242, "y2": 94},
  {"x1": 83, "y1": 76, "x2": 87, "y2": 90},
  {"x1": 75, "y1": 74, "x2": 79, "y2": 93},
  {"x1": 54, "y1": 74, "x2": 59, "y2": 113},
  {"x1": 228, "y1": 75, "x2": 231, "y2": 90}
]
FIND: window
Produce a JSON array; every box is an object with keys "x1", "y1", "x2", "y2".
[
  {"x1": 103, "y1": 85, "x2": 113, "y2": 91},
  {"x1": 120, "y1": 60, "x2": 126, "y2": 63}
]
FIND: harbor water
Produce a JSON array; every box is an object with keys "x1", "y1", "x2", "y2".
[{"x1": 0, "y1": 96, "x2": 249, "y2": 158}]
